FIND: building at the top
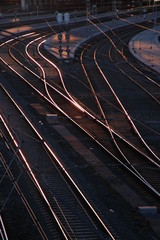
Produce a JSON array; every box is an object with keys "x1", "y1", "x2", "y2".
[{"x1": 0, "y1": 1, "x2": 156, "y2": 13}]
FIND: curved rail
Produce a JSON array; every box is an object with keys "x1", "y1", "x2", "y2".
[
  {"x1": 86, "y1": 17, "x2": 160, "y2": 162},
  {"x1": 0, "y1": 33, "x2": 117, "y2": 240},
  {"x1": 1, "y1": 30, "x2": 160, "y2": 200}
]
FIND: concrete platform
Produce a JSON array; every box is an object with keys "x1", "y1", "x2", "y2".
[
  {"x1": 129, "y1": 25, "x2": 160, "y2": 74},
  {"x1": 44, "y1": 12, "x2": 160, "y2": 68}
]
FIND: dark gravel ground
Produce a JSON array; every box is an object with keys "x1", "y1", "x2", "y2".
[{"x1": 0, "y1": 25, "x2": 160, "y2": 239}]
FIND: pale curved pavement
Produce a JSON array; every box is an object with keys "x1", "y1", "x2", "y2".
[{"x1": 129, "y1": 25, "x2": 160, "y2": 74}]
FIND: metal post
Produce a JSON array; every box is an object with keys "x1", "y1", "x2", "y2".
[
  {"x1": 65, "y1": 26, "x2": 70, "y2": 58},
  {"x1": 86, "y1": 0, "x2": 90, "y2": 19},
  {"x1": 64, "y1": 12, "x2": 70, "y2": 59},
  {"x1": 153, "y1": 0, "x2": 157, "y2": 26},
  {"x1": 57, "y1": 13, "x2": 63, "y2": 59},
  {"x1": 86, "y1": 0, "x2": 90, "y2": 37},
  {"x1": 112, "y1": 0, "x2": 116, "y2": 21},
  {"x1": 21, "y1": 0, "x2": 26, "y2": 11},
  {"x1": 58, "y1": 32, "x2": 63, "y2": 58}
]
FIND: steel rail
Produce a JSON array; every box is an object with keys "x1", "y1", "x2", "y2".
[
  {"x1": 0, "y1": 113, "x2": 68, "y2": 239},
  {"x1": 0, "y1": 215, "x2": 8, "y2": 240},
  {"x1": 0, "y1": 149, "x2": 48, "y2": 240},
  {"x1": 13, "y1": 33, "x2": 159, "y2": 196},
  {"x1": 1, "y1": 31, "x2": 160, "y2": 199},
  {"x1": 35, "y1": 37, "x2": 160, "y2": 197},
  {"x1": 0, "y1": 35, "x2": 116, "y2": 240},
  {"x1": 80, "y1": 42, "x2": 152, "y2": 185},
  {"x1": 87, "y1": 17, "x2": 160, "y2": 163},
  {"x1": 36, "y1": 36, "x2": 160, "y2": 171}
]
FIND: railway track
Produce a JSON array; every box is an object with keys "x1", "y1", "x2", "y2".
[
  {"x1": 0, "y1": 17, "x2": 160, "y2": 239},
  {"x1": 73, "y1": 18, "x2": 160, "y2": 202},
  {"x1": 0, "y1": 31, "x2": 117, "y2": 239},
  {"x1": 0, "y1": 126, "x2": 59, "y2": 240},
  {"x1": 77, "y1": 19, "x2": 160, "y2": 191},
  {"x1": 9, "y1": 30, "x2": 160, "y2": 196}
]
